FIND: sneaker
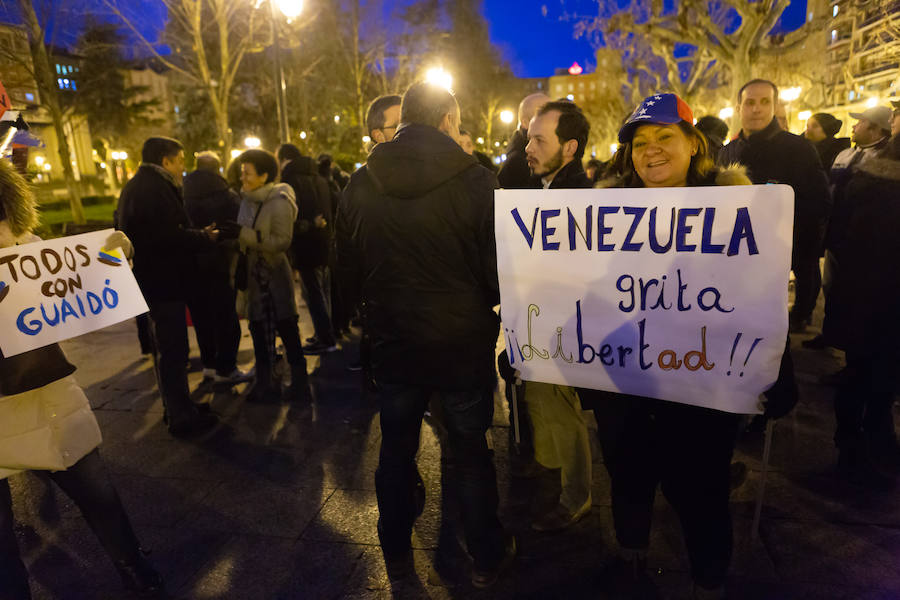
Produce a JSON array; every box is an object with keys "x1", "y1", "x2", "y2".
[
  {"x1": 471, "y1": 535, "x2": 517, "y2": 589},
  {"x1": 531, "y1": 499, "x2": 591, "y2": 532},
  {"x1": 303, "y1": 341, "x2": 339, "y2": 355},
  {"x1": 214, "y1": 368, "x2": 253, "y2": 386}
]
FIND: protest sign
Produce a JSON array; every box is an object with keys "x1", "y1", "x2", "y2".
[
  {"x1": 495, "y1": 185, "x2": 794, "y2": 414},
  {"x1": 0, "y1": 229, "x2": 148, "y2": 357}
]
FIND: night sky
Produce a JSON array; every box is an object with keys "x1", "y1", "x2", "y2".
[{"x1": 0, "y1": 0, "x2": 809, "y2": 79}]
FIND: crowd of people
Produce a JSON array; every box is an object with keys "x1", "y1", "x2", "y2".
[{"x1": 1, "y1": 75, "x2": 898, "y2": 599}]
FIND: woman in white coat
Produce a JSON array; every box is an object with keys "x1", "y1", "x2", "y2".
[{"x1": 0, "y1": 159, "x2": 162, "y2": 599}]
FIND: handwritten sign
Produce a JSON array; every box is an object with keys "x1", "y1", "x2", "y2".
[
  {"x1": 0, "y1": 229, "x2": 148, "y2": 357},
  {"x1": 495, "y1": 185, "x2": 794, "y2": 414}
]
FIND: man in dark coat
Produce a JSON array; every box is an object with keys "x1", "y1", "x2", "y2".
[
  {"x1": 830, "y1": 137, "x2": 900, "y2": 488},
  {"x1": 497, "y1": 92, "x2": 549, "y2": 189},
  {"x1": 278, "y1": 143, "x2": 336, "y2": 354},
  {"x1": 338, "y1": 82, "x2": 514, "y2": 587},
  {"x1": 117, "y1": 137, "x2": 218, "y2": 437},
  {"x1": 182, "y1": 151, "x2": 246, "y2": 386},
  {"x1": 718, "y1": 79, "x2": 831, "y2": 332}
]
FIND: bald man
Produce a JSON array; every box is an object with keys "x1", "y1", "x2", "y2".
[{"x1": 498, "y1": 92, "x2": 550, "y2": 188}]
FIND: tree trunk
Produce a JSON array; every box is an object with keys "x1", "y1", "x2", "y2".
[{"x1": 18, "y1": 0, "x2": 85, "y2": 224}]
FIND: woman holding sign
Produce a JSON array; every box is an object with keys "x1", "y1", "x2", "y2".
[
  {"x1": 0, "y1": 160, "x2": 163, "y2": 598},
  {"x1": 580, "y1": 94, "x2": 797, "y2": 600}
]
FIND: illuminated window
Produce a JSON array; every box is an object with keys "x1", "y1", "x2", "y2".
[
  {"x1": 57, "y1": 78, "x2": 64, "y2": 89},
  {"x1": 833, "y1": 5, "x2": 839, "y2": 17},
  {"x1": 55, "y1": 64, "x2": 61, "y2": 74},
  {"x1": 831, "y1": 29, "x2": 838, "y2": 42},
  {"x1": 24, "y1": 92, "x2": 34, "y2": 102},
  {"x1": 71, "y1": 81, "x2": 77, "y2": 91}
]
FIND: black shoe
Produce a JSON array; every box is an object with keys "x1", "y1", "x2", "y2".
[
  {"x1": 599, "y1": 554, "x2": 660, "y2": 600},
  {"x1": 471, "y1": 535, "x2": 517, "y2": 589},
  {"x1": 115, "y1": 556, "x2": 165, "y2": 598},
  {"x1": 168, "y1": 412, "x2": 218, "y2": 438},
  {"x1": 801, "y1": 335, "x2": 829, "y2": 350},
  {"x1": 284, "y1": 365, "x2": 311, "y2": 403},
  {"x1": 346, "y1": 359, "x2": 363, "y2": 372},
  {"x1": 788, "y1": 317, "x2": 809, "y2": 334},
  {"x1": 303, "y1": 340, "x2": 339, "y2": 355}
]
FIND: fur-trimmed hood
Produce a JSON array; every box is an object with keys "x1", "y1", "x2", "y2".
[
  {"x1": 0, "y1": 159, "x2": 39, "y2": 244},
  {"x1": 858, "y1": 157, "x2": 900, "y2": 182},
  {"x1": 596, "y1": 163, "x2": 751, "y2": 189}
]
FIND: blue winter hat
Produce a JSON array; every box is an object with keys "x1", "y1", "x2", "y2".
[{"x1": 618, "y1": 93, "x2": 695, "y2": 143}]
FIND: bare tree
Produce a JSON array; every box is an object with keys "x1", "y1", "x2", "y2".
[
  {"x1": 1, "y1": 1, "x2": 86, "y2": 223},
  {"x1": 102, "y1": 0, "x2": 287, "y2": 157},
  {"x1": 583, "y1": 0, "x2": 825, "y2": 106}
]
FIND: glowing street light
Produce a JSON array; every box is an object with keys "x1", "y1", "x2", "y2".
[
  {"x1": 718, "y1": 107, "x2": 734, "y2": 120},
  {"x1": 34, "y1": 155, "x2": 45, "y2": 166},
  {"x1": 609, "y1": 143, "x2": 619, "y2": 155},
  {"x1": 274, "y1": 0, "x2": 302, "y2": 19},
  {"x1": 476, "y1": 137, "x2": 484, "y2": 145},
  {"x1": 362, "y1": 135, "x2": 371, "y2": 144},
  {"x1": 798, "y1": 110, "x2": 812, "y2": 121},
  {"x1": 230, "y1": 149, "x2": 243, "y2": 160},
  {"x1": 865, "y1": 97, "x2": 879, "y2": 108},
  {"x1": 779, "y1": 87, "x2": 802, "y2": 102},
  {"x1": 499, "y1": 110, "x2": 515, "y2": 124},
  {"x1": 42, "y1": 163, "x2": 51, "y2": 171},
  {"x1": 424, "y1": 67, "x2": 453, "y2": 92},
  {"x1": 494, "y1": 141, "x2": 500, "y2": 147},
  {"x1": 299, "y1": 131, "x2": 307, "y2": 139},
  {"x1": 244, "y1": 136, "x2": 261, "y2": 148},
  {"x1": 334, "y1": 114, "x2": 341, "y2": 124}
]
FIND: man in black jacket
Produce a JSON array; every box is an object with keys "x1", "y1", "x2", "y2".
[
  {"x1": 719, "y1": 79, "x2": 831, "y2": 332},
  {"x1": 118, "y1": 137, "x2": 218, "y2": 437},
  {"x1": 182, "y1": 151, "x2": 246, "y2": 386},
  {"x1": 338, "y1": 82, "x2": 513, "y2": 587},
  {"x1": 497, "y1": 92, "x2": 549, "y2": 189},
  {"x1": 277, "y1": 144, "x2": 336, "y2": 354}
]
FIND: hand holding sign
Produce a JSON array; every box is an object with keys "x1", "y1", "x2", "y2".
[{"x1": 0, "y1": 229, "x2": 149, "y2": 357}]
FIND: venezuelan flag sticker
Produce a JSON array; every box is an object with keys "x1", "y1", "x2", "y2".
[
  {"x1": 98, "y1": 247, "x2": 124, "y2": 267},
  {"x1": 0, "y1": 281, "x2": 8, "y2": 304}
]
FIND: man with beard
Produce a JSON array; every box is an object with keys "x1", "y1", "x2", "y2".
[
  {"x1": 497, "y1": 92, "x2": 549, "y2": 188},
  {"x1": 515, "y1": 100, "x2": 594, "y2": 531}
]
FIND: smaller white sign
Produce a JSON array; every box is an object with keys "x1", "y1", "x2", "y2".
[{"x1": 0, "y1": 229, "x2": 148, "y2": 357}]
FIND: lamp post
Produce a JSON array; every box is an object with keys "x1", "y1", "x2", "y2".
[{"x1": 269, "y1": 0, "x2": 302, "y2": 144}]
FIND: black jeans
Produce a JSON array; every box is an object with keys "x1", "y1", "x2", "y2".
[
  {"x1": 248, "y1": 316, "x2": 307, "y2": 370},
  {"x1": 834, "y1": 350, "x2": 899, "y2": 450},
  {"x1": 790, "y1": 230, "x2": 824, "y2": 324},
  {"x1": 375, "y1": 382, "x2": 505, "y2": 571},
  {"x1": 188, "y1": 274, "x2": 241, "y2": 376},
  {"x1": 593, "y1": 396, "x2": 740, "y2": 589},
  {"x1": 148, "y1": 300, "x2": 199, "y2": 427},
  {"x1": 0, "y1": 450, "x2": 142, "y2": 599},
  {"x1": 299, "y1": 266, "x2": 335, "y2": 346}
]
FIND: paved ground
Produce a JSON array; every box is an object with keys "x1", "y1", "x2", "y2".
[{"x1": 9, "y1": 289, "x2": 900, "y2": 599}]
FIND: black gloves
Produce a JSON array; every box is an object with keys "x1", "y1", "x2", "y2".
[{"x1": 497, "y1": 350, "x2": 517, "y2": 384}]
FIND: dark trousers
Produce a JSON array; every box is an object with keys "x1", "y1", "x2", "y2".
[
  {"x1": 834, "y1": 351, "x2": 899, "y2": 450},
  {"x1": 148, "y1": 300, "x2": 198, "y2": 427},
  {"x1": 0, "y1": 450, "x2": 142, "y2": 599},
  {"x1": 593, "y1": 397, "x2": 740, "y2": 589},
  {"x1": 503, "y1": 380, "x2": 534, "y2": 458},
  {"x1": 375, "y1": 382, "x2": 505, "y2": 571},
  {"x1": 188, "y1": 275, "x2": 241, "y2": 375},
  {"x1": 248, "y1": 316, "x2": 306, "y2": 369},
  {"x1": 790, "y1": 247, "x2": 821, "y2": 324},
  {"x1": 299, "y1": 266, "x2": 335, "y2": 346}
]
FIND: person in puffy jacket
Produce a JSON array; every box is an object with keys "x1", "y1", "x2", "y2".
[
  {"x1": 236, "y1": 149, "x2": 309, "y2": 404},
  {"x1": 0, "y1": 159, "x2": 163, "y2": 599}
]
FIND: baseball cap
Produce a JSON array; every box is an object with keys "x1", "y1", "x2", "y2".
[
  {"x1": 849, "y1": 106, "x2": 892, "y2": 132},
  {"x1": 618, "y1": 93, "x2": 694, "y2": 143}
]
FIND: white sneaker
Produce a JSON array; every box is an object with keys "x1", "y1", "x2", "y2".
[{"x1": 214, "y1": 369, "x2": 253, "y2": 385}]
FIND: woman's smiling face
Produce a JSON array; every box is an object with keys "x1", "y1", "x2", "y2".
[{"x1": 631, "y1": 123, "x2": 698, "y2": 188}]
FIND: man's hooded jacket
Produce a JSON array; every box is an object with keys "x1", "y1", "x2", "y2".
[{"x1": 337, "y1": 123, "x2": 499, "y2": 389}]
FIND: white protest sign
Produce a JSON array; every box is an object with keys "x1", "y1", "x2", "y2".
[
  {"x1": 495, "y1": 185, "x2": 794, "y2": 414},
  {"x1": 0, "y1": 229, "x2": 148, "y2": 357}
]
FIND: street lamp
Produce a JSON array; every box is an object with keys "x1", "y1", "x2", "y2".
[
  {"x1": 718, "y1": 107, "x2": 734, "y2": 120},
  {"x1": 779, "y1": 87, "x2": 802, "y2": 102},
  {"x1": 797, "y1": 110, "x2": 812, "y2": 122},
  {"x1": 499, "y1": 110, "x2": 514, "y2": 124},
  {"x1": 244, "y1": 136, "x2": 262, "y2": 148},
  {"x1": 424, "y1": 67, "x2": 453, "y2": 92},
  {"x1": 267, "y1": 0, "x2": 302, "y2": 144}
]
